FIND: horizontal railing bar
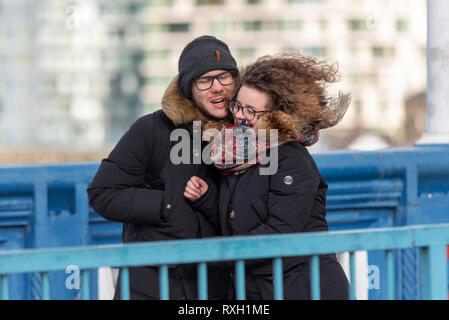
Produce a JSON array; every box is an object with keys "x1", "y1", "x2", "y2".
[{"x1": 1, "y1": 224, "x2": 449, "y2": 275}]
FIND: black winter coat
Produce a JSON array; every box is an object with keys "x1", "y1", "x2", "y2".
[
  {"x1": 195, "y1": 141, "x2": 349, "y2": 300},
  {"x1": 88, "y1": 110, "x2": 219, "y2": 242},
  {"x1": 87, "y1": 78, "x2": 227, "y2": 299}
]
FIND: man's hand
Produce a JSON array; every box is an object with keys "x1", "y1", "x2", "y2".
[{"x1": 184, "y1": 176, "x2": 209, "y2": 201}]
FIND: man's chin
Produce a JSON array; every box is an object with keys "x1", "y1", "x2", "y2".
[
  {"x1": 201, "y1": 108, "x2": 229, "y2": 121},
  {"x1": 210, "y1": 110, "x2": 229, "y2": 120}
]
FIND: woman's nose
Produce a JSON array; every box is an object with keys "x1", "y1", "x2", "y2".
[{"x1": 234, "y1": 108, "x2": 245, "y2": 121}]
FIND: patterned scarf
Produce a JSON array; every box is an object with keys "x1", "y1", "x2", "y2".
[{"x1": 210, "y1": 122, "x2": 319, "y2": 176}]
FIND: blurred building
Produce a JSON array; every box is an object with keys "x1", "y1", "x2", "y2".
[{"x1": 0, "y1": 0, "x2": 427, "y2": 162}]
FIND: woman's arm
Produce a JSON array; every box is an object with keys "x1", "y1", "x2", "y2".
[{"x1": 247, "y1": 144, "x2": 320, "y2": 236}]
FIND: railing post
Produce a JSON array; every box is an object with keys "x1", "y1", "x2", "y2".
[
  {"x1": 120, "y1": 267, "x2": 130, "y2": 300},
  {"x1": 349, "y1": 252, "x2": 356, "y2": 300},
  {"x1": 419, "y1": 245, "x2": 448, "y2": 300},
  {"x1": 81, "y1": 270, "x2": 90, "y2": 300},
  {"x1": 386, "y1": 250, "x2": 395, "y2": 300},
  {"x1": 159, "y1": 265, "x2": 169, "y2": 300},
  {"x1": 1, "y1": 275, "x2": 9, "y2": 300},
  {"x1": 310, "y1": 255, "x2": 320, "y2": 300},
  {"x1": 235, "y1": 260, "x2": 245, "y2": 300},
  {"x1": 41, "y1": 272, "x2": 50, "y2": 300},
  {"x1": 272, "y1": 258, "x2": 283, "y2": 300},
  {"x1": 197, "y1": 263, "x2": 208, "y2": 300}
]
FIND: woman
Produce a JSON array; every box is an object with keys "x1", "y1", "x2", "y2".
[{"x1": 185, "y1": 53, "x2": 351, "y2": 300}]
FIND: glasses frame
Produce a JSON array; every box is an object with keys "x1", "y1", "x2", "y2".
[
  {"x1": 230, "y1": 100, "x2": 271, "y2": 121},
  {"x1": 193, "y1": 71, "x2": 235, "y2": 91}
]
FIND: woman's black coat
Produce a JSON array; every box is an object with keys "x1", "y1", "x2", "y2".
[{"x1": 195, "y1": 141, "x2": 349, "y2": 300}]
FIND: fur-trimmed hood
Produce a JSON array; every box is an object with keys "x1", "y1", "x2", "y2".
[
  {"x1": 203, "y1": 91, "x2": 351, "y2": 146},
  {"x1": 255, "y1": 91, "x2": 351, "y2": 145},
  {"x1": 161, "y1": 75, "x2": 351, "y2": 146},
  {"x1": 161, "y1": 76, "x2": 199, "y2": 126}
]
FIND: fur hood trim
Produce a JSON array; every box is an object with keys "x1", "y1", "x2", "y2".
[
  {"x1": 202, "y1": 91, "x2": 351, "y2": 146},
  {"x1": 161, "y1": 76, "x2": 198, "y2": 126}
]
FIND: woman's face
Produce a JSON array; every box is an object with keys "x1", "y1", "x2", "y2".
[{"x1": 233, "y1": 85, "x2": 271, "y2": 127}]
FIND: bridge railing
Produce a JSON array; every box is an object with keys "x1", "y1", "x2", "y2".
[
  {"x1": 1, "y1": 146, "x2": 449, "y2": 299},
  {"x1": 1, "y1": 224, "x2": 448, "y2": 300}
]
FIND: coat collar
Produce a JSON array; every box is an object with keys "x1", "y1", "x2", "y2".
[
  {"x1": 162, "y1": 75, "x2": 351, "y2": 145},
  {"x1": 202, "y1": 110, "x2": 309, "y2": 146},
  {"x1": 161, "y1": 76, "x2": 199, "y2": 126}
]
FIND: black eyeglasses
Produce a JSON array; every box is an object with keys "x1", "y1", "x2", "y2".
[
  {"x1": 193, "y1": 71, "x2": 235, "y2": 91},
  {"x1": 230, "y1": 100, "x2": 271, "y2": 121}
]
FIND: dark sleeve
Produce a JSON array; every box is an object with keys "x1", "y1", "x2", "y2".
[
  {"x1": 247, "y1": 146, "x2": 320, "y2": 236},
  {"x1": 191, "y1": 177, "x2": 220, "y2": 230},
  {"x1": 87, "y1": 116, "x2": 165, "y2": 225}
]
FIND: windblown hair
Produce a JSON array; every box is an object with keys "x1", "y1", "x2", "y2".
[{"x1": 239, "y1": 53, "x2": 351, "y2": 132}]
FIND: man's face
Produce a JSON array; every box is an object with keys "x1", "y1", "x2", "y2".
[{"x1": 191, "y1": 70, "x2": 235, "y2": 121}]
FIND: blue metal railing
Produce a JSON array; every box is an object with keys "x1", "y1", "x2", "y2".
[
  {"x1": 1, "y1": 145, "x2": 449, "y2": 299},
  {"x1": 1, "y1": 224, "x2": 448, "y2": 300}
]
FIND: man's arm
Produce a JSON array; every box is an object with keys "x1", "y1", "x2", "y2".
[{"x1": 87, "y1": 116, "x2": 166, "y2": 225}]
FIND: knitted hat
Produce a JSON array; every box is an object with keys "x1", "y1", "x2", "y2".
[{"x1": 178, "y1": 35, "x2": 238, "y2": 99}]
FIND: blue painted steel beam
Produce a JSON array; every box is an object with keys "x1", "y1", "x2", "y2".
[{"x1": 1, "y1": 146, "x2": 449, "y2": 300}]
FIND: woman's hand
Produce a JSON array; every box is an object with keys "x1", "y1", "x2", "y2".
[{"x1": 184, "y1": 176, "x2": 209, "y2": 201}]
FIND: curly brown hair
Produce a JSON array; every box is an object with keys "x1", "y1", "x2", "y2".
[{"x1": 239, "y1": 53, "x2": 350, "y2": 131}]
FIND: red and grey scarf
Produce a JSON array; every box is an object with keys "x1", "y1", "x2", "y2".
[{"x1": 210, "y1": 122, "x2": 319, "y2": 176}]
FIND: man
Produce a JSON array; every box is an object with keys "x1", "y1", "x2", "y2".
[{"x1": 87, "y1": 35, "x2": 238, "y2": 300}]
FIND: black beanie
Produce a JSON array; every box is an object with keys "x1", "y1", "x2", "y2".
[{"x1": 178, "y1": 35, "x2": 238, "y2": 99}]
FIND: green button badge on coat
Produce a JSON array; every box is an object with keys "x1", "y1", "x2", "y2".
[{"x1": 284, "y1": 176, "x2": 293, "y2": 185}]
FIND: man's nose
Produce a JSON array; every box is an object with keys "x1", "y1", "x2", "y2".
[{"x1": 210, "y1": 79, "x2": 224, "y2": 92}]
